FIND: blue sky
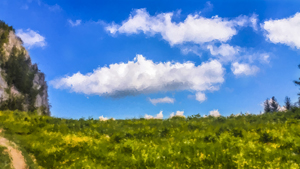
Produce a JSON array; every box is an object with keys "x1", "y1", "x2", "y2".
[{"x1": 1, "y1": 0, "x2": 300, "y2": 120}]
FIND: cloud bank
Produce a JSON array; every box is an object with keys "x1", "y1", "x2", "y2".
[
  {"x1": 106, "y1": 8, "x2": 257, "y2": 46},
  {"x1": 51, "y1": 54, "x2": 224, "y2": 102},
  {"x1": 263, "y1": 12, "x2": 300, "y2": 49},
  {"x1": 16, "y1": 29, "x2": 46, "y2": 49},
  {"x1": 106, "y1": 8, "x2": 266, "y2": 77}
]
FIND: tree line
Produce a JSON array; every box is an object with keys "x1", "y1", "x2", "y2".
[{"x1": 264, "y1": 64, "x2": 300, "y2": 113}]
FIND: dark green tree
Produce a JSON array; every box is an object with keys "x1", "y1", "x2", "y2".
[
  {"x1": 2, "y1": 46, "x2": 39, "y2": 112},
  {"x1": 285, "y1": 96, "x2": 291, "y2": 110},
  {"x1": 4, "y1": 47, "x2": 35, "y2": 93},
  {"x1": 294, "y1": 64, "x2": 300, "y2": 107},
  {"x1": 297, "y1": 98, "x2": 300, "y2": 108},
  {"x1": 264, "y1": 98, "x2": 271, "y2": 113},
  {"x1": 270, "y1": 96, "x2": 278, "y2": 112}
]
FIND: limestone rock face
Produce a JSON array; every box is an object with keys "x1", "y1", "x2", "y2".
[
  {"x1": 2, "y1": 31, "x2": 30, "y2": 62},
  {"x1": 33, "y1": 72, "x2": 49, "y2": 111},
  {"x1": 0, "y1": 25, "x2": 50, "y2": 115},
  {"x1": 0, "y1": 69, "x2": 8, "y2": 100}
]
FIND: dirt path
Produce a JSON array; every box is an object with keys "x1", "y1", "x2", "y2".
[{"x1": 0, "y1": 129, "x2": 27, "y2": 169}]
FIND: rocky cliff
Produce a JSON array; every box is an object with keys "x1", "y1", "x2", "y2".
[{"x1": 0, "y1": 21, "x2": 50, "y2": 115}]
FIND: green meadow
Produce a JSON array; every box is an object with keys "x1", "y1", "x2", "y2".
[{"x1": 0, "y1": 109, "x2": 300, "y2": 168}]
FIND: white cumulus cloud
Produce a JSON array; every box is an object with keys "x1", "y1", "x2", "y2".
[
  {"x1": 195, "y1": 92, "x2": 207, "y2": 102},
  {"x1": 144, "y1": 111, "x2": 163, "y2": 119},
  {"x1": 262, "y1": 12, "x2": 300, "y2": 49},
  {"x1": 250, "y1": 14, "x2": 258, "y2": 31},
  {"x1": 51, "y1": 54, "x2": 224, "y2": 102},
  {"x1": 169, "y1": 110, "x2": 185, "y2": 118},
  {"x1": 16, "y1": 29, "x2": 46, "y2": 49},
  {"x1": 181, "y1": 43, "x2": 270, "y2": 67},
  {"x1": 180, "y1": 45, "x2": 203, "y2": 57},
  {"x1": 106, "y1": 8, "x2": 257, "y2": 46},
  {"x1": 207, "y1": 43, "x2": 239, "y2": 57},
  {"x1": 259, "y1": 53, "x2": 270, "y2": 64},
  {"x1": 106, "y1": 9, "x2": 265, "y2": 77},
  {"x1": 68, "y1": 19, "x2": 82, "y2": 27},
  {"x1": 207, "y1": 43, "x2": 240, "y2": 63},
  {"x1": 209, "y1": 109, "x2": 220, "y2": 117},
  {"x1": 149, "y1": 97, "x2": 174, "y2": 105},
  {"x1": 99, "y1": 115, "x2": 115, "y2": 121},
  {"x1": 231, "y1": 62, "x2": 259, "y2": 76}
]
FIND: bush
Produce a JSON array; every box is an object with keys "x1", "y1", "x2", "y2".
[
  {"x1": 204, "y1": 134, "x2": 217, "y2": 143},
  {"x1": 0, "y1": 145, "x2": 11, "y2": 169},
  {"x1": 259, "y1": 132, "x2": 275, "y2": 143},
  {"x1": 231, "y1": 128, "x2": 243, "y2": 138},
  {"x1": 0, "y1": 94, "x2": 24, "y2": 111}
]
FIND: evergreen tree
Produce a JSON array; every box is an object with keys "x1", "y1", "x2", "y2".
[
  {"x1": 270, "y1": 96, "x2": 278, "y2": 112},
  {"x1": 285, "y1": 96, "x2": 291, "y2": 110},
  {"x1": 294, "y1": 64, "x2": 300, "y2": 106},
  {"x1": 264, "y1": 98, "x2": 271, "y2": 113},
  {"x1": 297, "y1": 98, "x2": 300, "y2": 108}
]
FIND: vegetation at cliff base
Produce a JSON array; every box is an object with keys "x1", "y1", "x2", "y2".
[{"x1": 0, "y1": 109, "x2": 300, "y2": 168}]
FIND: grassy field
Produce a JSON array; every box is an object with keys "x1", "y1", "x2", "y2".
[{"x1": 0, "y1": 109, "x2": 300, "y2": 168}]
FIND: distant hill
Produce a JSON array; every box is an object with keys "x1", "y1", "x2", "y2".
[{"x1": 0, "y1": 21, "x2": 50, "y2": 115}]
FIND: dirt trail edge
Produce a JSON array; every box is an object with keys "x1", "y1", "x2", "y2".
[{"x1": 0, "y1": 129, "x2": 27, "y2": 169}]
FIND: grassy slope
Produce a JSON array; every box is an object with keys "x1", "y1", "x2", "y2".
[{"x1": 0, "y1": 109, "x2": 299, "y2": 168}]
